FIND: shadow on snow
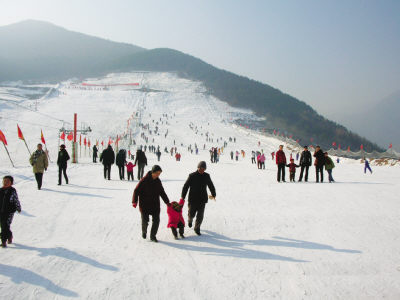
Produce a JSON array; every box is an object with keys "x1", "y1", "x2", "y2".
[{"x1": 0, "y1": 263, "x2": 78, "y2": 297}]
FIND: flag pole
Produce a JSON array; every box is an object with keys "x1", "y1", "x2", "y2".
[
  {"x1": 2, "y1": 143, "x2": 15, "y2": 167},
  {"x1": 23, "y1": 139, "x2": 31, "y2": 156}
]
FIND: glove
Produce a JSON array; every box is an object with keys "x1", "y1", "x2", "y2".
[{"x1": 132, "y1": 202, "x2": 137, "y2": 208}]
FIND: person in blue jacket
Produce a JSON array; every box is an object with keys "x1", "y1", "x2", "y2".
[{"x1": 364, "y1": 158, "x2": 372, "y2": 174}]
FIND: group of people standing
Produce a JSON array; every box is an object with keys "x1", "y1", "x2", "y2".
[{"x1": 275, "y1": 145, "x2": 335, "y2": 183}]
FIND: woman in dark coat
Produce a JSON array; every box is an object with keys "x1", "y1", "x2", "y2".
[
  {"x1": 132, "y1": 165, "x2": 170, "y2": 242},
  {"x1": 313, "y1": 146, "x2": 325, "y2": 183},
  {"x1": 116, "y1": 149, "x2": 127, "y2": 180}
]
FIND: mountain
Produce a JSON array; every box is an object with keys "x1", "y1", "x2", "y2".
[
  {"x1": 0, "y1": 20, "x2": 145, "y2": 81},
  {"x1": 0, "y1": 20, "x2": 382, "y2": 151},
  {"x1": 338, "y1": 90, "x2": 400, "y2": 150}
]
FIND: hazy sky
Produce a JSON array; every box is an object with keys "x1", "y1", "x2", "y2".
[{"x1": 1, "y1": 0, "x2": 399, "y2": 120}]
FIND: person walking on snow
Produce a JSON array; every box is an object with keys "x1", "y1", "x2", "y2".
[
  {"x1": 134, "y1": 149, "x2": 148, "y2": 180},
  {"x1": 132, "y1": 165, "x2": 170, "y2": 243},
  {"x1": 116, "y1": 149, "x2": 127, "y2": 180},
  {"x1": 260, "y1": 153, "x2": 266, "y2": 169},
  {"x1": 92, "y1": 145, "x2": 98, "y2": 163},
  {"x1": 0, "y1": 176, "x2": 21, "y2": 248},
  {"x1": 251, "y1": 151, "x2": 256, "y2": 164},
  {"x1": 181, "y1": 161, "x2": 216, "y2": 236},
  {"x1": 29, "y1": 143, "x2": 48, "y2": 190},
  {"x1": 324, "y1": 152, "x2": 335, "y2": 183},
  {"x1": 364, "y1": 158, "x2": 373, "y2": 174},
  {"x1": 167, "y1": 199, "x2": 186, "y2": 239},
  {"x1": 126, "y1": 161, "x2": 136, "y2": 181},
  {"x1": 57, "y1": 144, "x2": 70, "y2": 185},
  {"x1": 276, "y1": 145, "x2": 287, "y2": 182},
  {"x1": 100, "y1": 145, "x2": 115, "y2": 180}
]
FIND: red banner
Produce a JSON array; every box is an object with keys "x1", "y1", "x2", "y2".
[
  {"x1": 17, "y1": 125, "x2": 24, "y2": 140},
  {"x1": 60, "y1": 132, "x2": 65, "y2": 140},
  {"x1": 0, "y1": 130, "x2": 8, "y2": 145},
  {"x1": 67, "y1": 132, "x2": 73, "y2": 141},
  {"x1": 41, "y1": 130, "x2": 46, "y2": 144}
]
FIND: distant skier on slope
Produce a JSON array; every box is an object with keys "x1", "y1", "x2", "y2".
[
  {"x1": 92, "y1": 145, "x2": 98, "y2": 163},
  {"x1": 364, "y1": 158, "x2": 373, "y2": 174},
  {"x1": 276, "y1": 145, "x2": 287, "y2": 182}
]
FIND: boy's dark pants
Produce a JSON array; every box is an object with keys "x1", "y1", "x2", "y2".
[
  {"x1": 290, "y1": 172, "x2": 296, "y2": 182},
  {"x1": 103, "y1": 164, "x2": 111, "y2": 180},
  {"x1": 188, "y1": 203, "x2": 206, "y2": 231},
  {"x1": 141, "y1": 212, "x2": 160, "y2": 238},
  {"x1": 127, "y1": 171, "x2": 134, "y2": 181},
  {"x1": 0, "y1": 213, "x2": 13, "y2": 243},
  {"x1": 171, "y1": 222, "x2": 184, "y2": 237},
  {"x1": 58, "y1": 164, "x2": 68, "y2": 184},
  {"x1": 316, "y1": 165, "x2": 324, "y2": 182}
]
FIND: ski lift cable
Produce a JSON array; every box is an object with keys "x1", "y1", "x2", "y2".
[{"x1": 0, "y1": 97, "x2": 71, "y2": 124}]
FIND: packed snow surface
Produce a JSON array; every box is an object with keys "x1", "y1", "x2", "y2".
[{"x1": 0, "y1": 72, "x2": 399, "y2": 299}]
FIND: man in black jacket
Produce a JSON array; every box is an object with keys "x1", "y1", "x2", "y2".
[
  {"x1": 313, "y1": 146, "x2": 325, "y2": 183},
  {"x1": 100, "y1": 145, "x2": 115, "y2": 180},
  {"x1": 132, "y1": 165, "x2": 170, "y2": 242},
  {"x1": 57, "y1": 144, "x2": 70, "y2": 185},
  {"x1": 92, "y1": 145, "x2": 98, "y2": 163},
  {"x1": 181, "y1": 161, "x2": 216, "y2": 235},
  {"x1": 134, "y1": 149, "x2": 147, "y2": 180},
  {"x1": 116, "y1": 149, "x2": 127, "y2": 180},
  {"x1": 298, "y1": 146, "x2": 312, "y2": 182}
]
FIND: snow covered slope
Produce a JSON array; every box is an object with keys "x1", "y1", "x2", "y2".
[{"x1": 0, "y1": 72, "x2": 400, "y2": 299}]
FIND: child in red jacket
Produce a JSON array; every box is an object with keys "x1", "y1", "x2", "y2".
[
  {"x1": 286, "y1": 158, "x2": 299, "y2": 182},
  {"x1": 126, "y1": 162, "x2": 136, "y2": 181},
  {"x1": 167, "y1": 198, "x2": 185, "y2": 239}
]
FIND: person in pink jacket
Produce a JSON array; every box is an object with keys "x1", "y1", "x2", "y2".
[
  {"x1": 167, "y1": 198, "x2": 185, "y2": 239},
  {"x1": 260, "y1": 153, "x2": 266, "y2": 169}
]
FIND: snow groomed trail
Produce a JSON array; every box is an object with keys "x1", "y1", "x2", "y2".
[{"x1": 0, "y1": 72, "x2": 400, "y2": 299}]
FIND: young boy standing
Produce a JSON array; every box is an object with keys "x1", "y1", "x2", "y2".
[{"x1": 0, "y1": 176, "x2": 21, "y2": 248}]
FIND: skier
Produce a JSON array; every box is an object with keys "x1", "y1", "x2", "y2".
[
  {"x1": 286, "y1": 158, "x2": 299, "y2": 182},
  {"x1": 260, "y1": 153, "x2": 266, "y2": 169},
  {"x1": 181, "y1": 161, "x2": 216, "y2": 236},
  {"x1": 116, "y1": 149, "x2": 127, "y2": 180},
  {"x1": 167, "y1": 199, "x2": 186, "y2": 239},
  {"x1": 324, "y1": 152, "x2": 335, "y2": 182},
  {"x1": 298, "y1": 146, "x2": 312, "y2": 182},
  {"x1": 364, "y1": 158, "x2": 373, "y2": 174},
  {"x1": 100, "y1": 145, "x2": 115, "y2": 180},
  {"x1": 126, "y1": 161, "x2": 136, "y2": 181},
  {"x1": 276, "y1": 145, "x2": 287, "y2": 182},
  {"x1": 0, "y1": 176, "x2": 21, "y2": 248},
  {"x1": 57, "y1": 144, "x2": 70, "y2": 185},
  {"x1": 230, "y1": 151, "x2": 234, "y2": 160},
  {"x1": 134, "y1": 149, "x2": 148, "y2": 180},
  {"x1": 132, "y1": 165, "x2": 170, "y2": 242},
  {"x1": 271, "y1": 151, "x2": 275, "y2": 160},
  {"x1": 314, "y1": 146, "x2": 325, "y2": 183},
  {"x1": 92, "y1": 145, "x2": 98, "y2": 163},
  {"x1": 29, "y1": 143, "x2": 48, "y2": 190},
  {"x1": 235, "y1": 151, "x2": 239, "y2": 161}
]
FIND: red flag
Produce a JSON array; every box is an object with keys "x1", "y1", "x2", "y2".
[
  {"x1": 389, "y1": 143, "x2": 393, "y2": 149},
  {"x1": 101, "y1": 141, "x2": 104, "y2": 146},
  {"x1": 41, "y1": 130, "x2": 46, "y2": 144},
  {"x1": 60, "y1": 132, "x2": 65, "y2": 140},
  {"x1": 273, "y1": 130, "x2": 276, "y2": 135},
  {"x1": 347, "y1": 146, "x2": 350, "y2": 152},
  {"x1": 0, "y1": 130, "x2": 8, "y2": 145},
  {"x1": 289, "y1": 135, "x2": 293, "y2": 139},
  {"x1": 84, "y1": 137, "x2": 87, "y2": 146},
  {"x1": 88, "y1": 140, "x2": 91, "y2": 147},
  {"x1": 17, "y1": 125, "x2": 24, "y2": 140},
  {"x1": 79, "y1": 135, "x2": 81, "y2": 145},
  {"x1": 296, "y1": 139, "x2": 299, "y2": 143},
  {"x1": 360, "y1": 144, "x2": 364, "y2": 150},
  {"x1": 332, "y1": 142, "x2": 336, "y2": 147},
  {"x1": 67, "y1": 132, "x2": 73, "y2": 141},
  {"x1": 108, "y1": 138, "x2": 113, "y2": 145},
  {"x1": 338, "y1": 144, "x2": 341, "y2": 150}
]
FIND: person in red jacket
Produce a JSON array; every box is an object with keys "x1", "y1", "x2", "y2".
[
  {"x1": 126, "y1": 161, "x2": 136, "y2": 181},
  {"x1": 276, "y1": 145, "x2": 287, "y2": 182},
  {"x1": 167, "y1": 199, "x2": 185, "y2": 239},
  {"x1": 286, "y1": 158, "x2": 300, "y2": 182}
]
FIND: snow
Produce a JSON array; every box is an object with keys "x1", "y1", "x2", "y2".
[{"x1": 1, "y1": 72, "x2": 400, "y2": 299}]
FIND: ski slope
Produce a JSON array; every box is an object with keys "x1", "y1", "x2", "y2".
[{"x1": 0, "y1": 72, "x2": 400, "y2": 299}]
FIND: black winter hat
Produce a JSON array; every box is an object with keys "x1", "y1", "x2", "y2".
[
  {"x1": 197, "y1": 161, "x2": 207, "y2": 170},
  {"x1": 151, "y1": 165, "x2": 162, "y2": 173}
]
